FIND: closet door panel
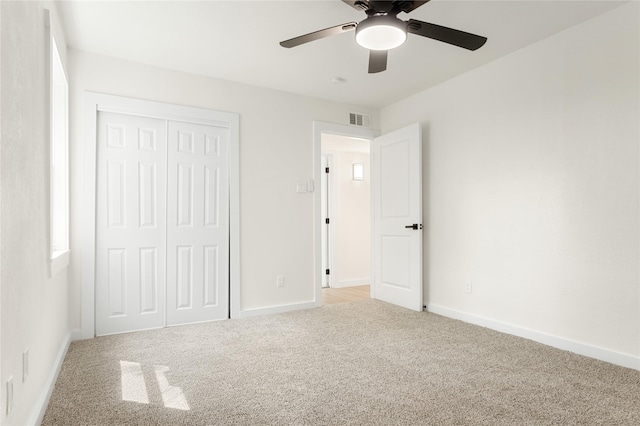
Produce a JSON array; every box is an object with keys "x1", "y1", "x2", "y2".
[
  {"x1": 166, "y1": 121, "x2": 230, "y2": 325},
  {"x1": 96, "y1": 112, "x2": 167, "y2": 336}
]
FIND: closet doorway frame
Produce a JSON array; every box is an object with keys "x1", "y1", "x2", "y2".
[{"x1": 78, "y1": 92, "x2": 240, "y2": 339}]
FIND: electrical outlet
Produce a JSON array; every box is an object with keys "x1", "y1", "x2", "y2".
[
  {"x1": 276, "y1": 275, "x2": 285, "y2": 287},
  {"x1": 464, "y1": 281, "x2": 473, "y2": 293},
  {"x1": 6, "y1": 377, "x2": 13, "y2": 416},
  {"x1": 23, "y1": 349, "x2": 29, "y2": 383}
]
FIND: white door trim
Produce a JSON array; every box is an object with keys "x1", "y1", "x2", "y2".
[
  {"x1": 77, "y1": 92, "x2": 240, "y2": 340},
  {"x1": 320, "y1": 153, "x2": 334, "y2": 288},
  {"x1": 312, "y1": 122, "x2": 379, "y2": 306}
]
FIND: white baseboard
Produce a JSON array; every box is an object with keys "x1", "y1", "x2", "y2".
[
  {"x1": 71, "y1": 329, "x2": 91, "y2": 341},
  {"x1": 331, "y1": 278, "x2": 370, "y2": 289},
  {"x1": 427, "y1": 304, "x2": 640, "y2": 371},
  {"x1": 240, "y1": 301, "x2": 320, "y2": 318},
  {"x1": 27, "y1": 332, "x2": 71, "y2": 425}
]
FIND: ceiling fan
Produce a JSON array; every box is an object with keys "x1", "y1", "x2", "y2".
[{"x1": 280, "y1": 0, "x2": 487, "y2": 74}]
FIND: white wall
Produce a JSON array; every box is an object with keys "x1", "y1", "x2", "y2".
[
  {"x1": 322, "y1": 138, "x2": 371, "y2": 288},
  {"x1": 381, "y1": 3, "x2": 639, "y2": 363},
  {"x1": 0, "y1": 1, "x2": 72, "y2": 424},
  {"x1": 336, "y1": 151, "x2": 370, "y2": 287},
  {"x1": 67, "y1": 50, "x2": 379, "y2": 326}
]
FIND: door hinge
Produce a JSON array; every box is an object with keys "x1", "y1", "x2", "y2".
[
  {"x1": 325, "y1": 218, "x2": 330, "y2": 224},
  {"x1": 326, "y1": 269, "x2": 330, "y2": 275},
  {"x1": 325, "y1": 167, "x2": 330, "y2": 173}
]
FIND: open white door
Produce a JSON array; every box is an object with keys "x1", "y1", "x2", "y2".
[{"x1": 372, "y1": 123, "x2": 422, "y2": 311}]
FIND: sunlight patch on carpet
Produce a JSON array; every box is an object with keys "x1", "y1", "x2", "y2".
[
  {"x1": 119, "y1": 361, "x2": 190, "y2": 410},
  {"x1": 155, "y1": 365, "x2": 190, "y2": 411},
  {"x1": 120, "y1": 361, "x2": 149, "y2": 404}
]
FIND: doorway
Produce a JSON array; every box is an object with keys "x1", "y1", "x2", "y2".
[
  {"x1": 313, "y1": 122, "x2": 379, "y2": 305},
  {"x1": 321, "y1": 134, "x2": 372, "y2": 304},
  {"x1": 313, "y1": 121, "x2": 424, "y2": 312}
]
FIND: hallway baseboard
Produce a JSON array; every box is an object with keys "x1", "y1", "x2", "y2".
[{"x1": 240, "y1": 301, "x2": 319, "y2": 318}]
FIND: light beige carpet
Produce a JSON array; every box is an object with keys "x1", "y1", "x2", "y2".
[{"x1": 43, "y1": 300, "x2": 640, "y2": 425}]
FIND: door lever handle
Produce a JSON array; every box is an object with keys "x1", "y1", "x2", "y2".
[{"x1": 405, "y1": 224, "x2": 423, "y2": 230}]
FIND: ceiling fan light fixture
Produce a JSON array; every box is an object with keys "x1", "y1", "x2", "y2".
[{"x1": 355, "y1": 15, "x2": 407, "y2": 50}]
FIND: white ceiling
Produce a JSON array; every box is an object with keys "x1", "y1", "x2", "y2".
[{"x1": 56, "y1": 0, "x2": 627, "y2": 109}]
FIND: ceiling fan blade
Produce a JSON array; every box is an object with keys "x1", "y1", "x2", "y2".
[
  {"x1": 407, "y1": 19, "x2": 487, "y2": 51},
  {"x1": 368, "y1": 50, "x2": 388, "y2": 74},
  {"x1": 280, "y1": 22, "x2": 357, "y2": 48},
  {"x1": 396, "y1": 0, "x2": 431, "y2": 13}
]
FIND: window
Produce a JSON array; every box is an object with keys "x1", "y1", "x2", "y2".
[{"x1": 50, "y1": 34, "x2": 69, "y2": 276}]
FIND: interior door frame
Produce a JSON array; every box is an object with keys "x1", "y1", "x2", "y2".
[
  {"x1": 313, "y1": 122, "x2": 379, "y2": 306},
  {"x1": 77, "y1": 92, "x2": 240, "y2": 339},
  {"x1": 320, "y1": 153, "x2": 334, "y2": 288}
]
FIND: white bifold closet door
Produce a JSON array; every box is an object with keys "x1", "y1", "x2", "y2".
[
  {"x1": 95, "y1": 111, "x2": 229, "y2": 336},
  {"x1": 166, "y1": 120, "x2": 229, "y2": 326}
]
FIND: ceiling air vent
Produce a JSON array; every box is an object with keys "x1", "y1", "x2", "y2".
[{"x1": 349, "y1": 112, "x2": 371, "y2": 128}]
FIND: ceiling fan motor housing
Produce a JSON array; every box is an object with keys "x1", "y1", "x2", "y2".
[{"x1": 355, "y1": 15, "x2": 408, "y2": 50}]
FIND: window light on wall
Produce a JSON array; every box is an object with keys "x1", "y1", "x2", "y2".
[
  {"x1": 352, "y1": 163, "x2": 364, "y2": 181},
  {"x1": 50, "y1": 29, "x2": 70, "y2": 277}
]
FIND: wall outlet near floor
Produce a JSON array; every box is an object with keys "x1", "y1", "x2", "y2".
[
  {"x1": 23, "y1": 349, "x2": 29, "y2": 383},
  {"x1": 276, "y1": 275, "x2": 285, "y2": 287},
  {"x1": 6, "y1": 377, "x2": 13, "y2": 416},
  {"x1": 464, "y1": 281, "x2": 473, "y2": 293}
]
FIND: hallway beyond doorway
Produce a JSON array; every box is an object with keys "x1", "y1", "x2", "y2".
[{"x1": 322, "y1": 285, "x2": 370, "y2": 305}]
